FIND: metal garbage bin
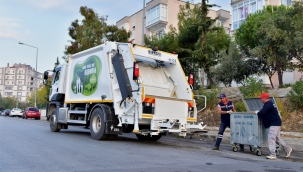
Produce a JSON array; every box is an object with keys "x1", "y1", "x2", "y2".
[{"x1": 229, "y1": 97, "x2": 280, "y2": 156}]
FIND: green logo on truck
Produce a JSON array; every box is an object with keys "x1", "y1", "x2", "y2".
[{"x1": 71, "y1": 55, "x2": 101, "y2": 96}]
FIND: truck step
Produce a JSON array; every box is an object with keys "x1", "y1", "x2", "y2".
[{"x1": 68, "y1": 110, "x2": 87, "y2": 114}]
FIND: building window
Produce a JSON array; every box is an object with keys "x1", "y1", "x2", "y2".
[
  {"x1": 18, "y1": 86, "x2": 22, "y2": 90},
  {"x1": 281, "y1": 0, "x2": 292, "y2": 6},
  {"x1": 17, "y1": 92, "x2": 22, "y2": 95},
  {"x1": 5, "y1": 86, "x2": 13, "y2": 90},
  {"x1": 5, "y1": 92, "x2": 13, "y2": 96},
  {"x1": 233, "y1": 7, "x2": 238, "y2": 30},
  {"x1": 244, "y1": 1, "x2": 249, "y2": 18},
  {"x1": 251, "y1": 2, "x2": 257, "y2": 14},
  {"x1": 257, "y1": 0, "x2": 263, "y2": 10}
]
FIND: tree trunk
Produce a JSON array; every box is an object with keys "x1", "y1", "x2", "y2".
[
  {"x1": 276, "y1": 61, "x2": 283, "y2": 86},
  {"x1": 205, "y1": 68, "x2": 214, "y2": 87},
  {"x1": 268, "y1": 76, "x2": 274, "y2": 88},
  {"x1": 200, "y1": 68, "x2": 205, "y2": 87}
]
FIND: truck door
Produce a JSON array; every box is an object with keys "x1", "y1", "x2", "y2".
[{"x1": 49, "y1": 68, "x2": 61, "y2": 101}]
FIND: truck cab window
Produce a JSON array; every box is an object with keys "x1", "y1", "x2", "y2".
[{"x1": 52, "y1": 71, "x2": 60, "y2": 84}]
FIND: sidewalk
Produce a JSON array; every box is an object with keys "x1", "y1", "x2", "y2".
[{"x1": 192, "y1": 126, "x2": 303, "y2": 152}]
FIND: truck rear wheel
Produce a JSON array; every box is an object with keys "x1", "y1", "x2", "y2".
[
  {"x1": 90, "y1": 108, "x2": 108, "y2": 140},
  {"x1": 50, "y1": 109, "x2": 60, "y2": 132}
]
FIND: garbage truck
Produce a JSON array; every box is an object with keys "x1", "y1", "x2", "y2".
[{"x1": 43, "y1": 41, "x2": 206, "y2": 141}]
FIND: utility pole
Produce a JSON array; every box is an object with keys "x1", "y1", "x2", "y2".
[{"x1": 142, "y1": 0, "x2": 146, "y2": 45}]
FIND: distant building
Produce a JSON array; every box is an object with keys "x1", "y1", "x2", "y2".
[
  {"x1": 116, "y1": 0, "x2": 231, "y2": 45},
  {"x1": 231, "y1": 0, "x2": 296, "y2": 32},
  {"x1": 0, "y1": 63, "x2": 43, "y2": 102}
]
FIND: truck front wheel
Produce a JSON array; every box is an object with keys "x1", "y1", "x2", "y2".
[
  {"x1": 50, "y1": 109, "x2": 60, "y2": 132},
  {"x1": 90, "y1": 108, "x2": 108, "y2": 140}
]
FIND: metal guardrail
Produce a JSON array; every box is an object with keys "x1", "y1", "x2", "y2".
[{"x1": 194, "y1": 95, "x2": 207, "y2": 113}]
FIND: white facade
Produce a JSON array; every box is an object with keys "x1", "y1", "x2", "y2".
[
  {"x1": 0, "y1": 63, "x2": 43, "y2": 102},
  {"x1": 231, "y1": 0, "x2": 296, "y2": 31}
]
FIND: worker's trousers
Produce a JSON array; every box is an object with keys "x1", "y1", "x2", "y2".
[{"x1": 268, "y1": 126, "x2": 292, "y2": 157}]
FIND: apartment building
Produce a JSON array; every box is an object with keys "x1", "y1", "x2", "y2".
[
  {"x1": 116, "y1": 0, "x2": 231, "y2": 45},
  {"x1": 231, "y1": 0, "x2": 294, "y2": 31},
  {"x1": 0, "y1": 63, "x2": 43, "y2": 102}
]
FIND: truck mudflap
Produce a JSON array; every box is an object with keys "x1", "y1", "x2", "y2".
[{"x1": 105, "y1": 121, "x2": 122, "y2": 135}]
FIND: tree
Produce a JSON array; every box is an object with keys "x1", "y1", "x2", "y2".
[
  {"x1": 235, "y1": 5, "x2": 294, "y2": 87},
  {"x1": 192, "y1": 0, "x2": 231, "y2": 87},
  {"x1": 3, "y1": 97, "x2": 17, "y2": 110},
  {"x1": 287, "y1": 2, "x2": 303, "y2": 70},
  {"x1": 0, "y1": 93, "x2": 4, "y2": 110},
  {"x1": 64, "y1": 6, "x2": 131, "y2": 60},
  {"x1": 144, "y1": 25, "x2": 179, "y2": 53},
  {"x1": 212, "y1": 42, "x2": 259, "y2": 87}
]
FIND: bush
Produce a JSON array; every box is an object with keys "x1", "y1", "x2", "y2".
[
  {"x1": 239, "y1": 77, "x2": 267, "y2": 98},
  {"x1": 286, "y1": 80, "x2": 303, "y2": 110},
  {"x1": 196, "y1": 86, "x2": 222, "y2": 110},
  {"x1": 234, "y1": 100, "x2": 246, "y2": 112},
  {"x1": 279, "y1": 83, "x2": 292, "y2": 88}
]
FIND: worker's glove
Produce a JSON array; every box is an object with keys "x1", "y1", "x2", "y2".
[
  {"x1": 227, "y1": 110, "x2": 233, "y2": 113},
  {"x1": 254, "y1": 110, "x2": 259, "y2": 114}
]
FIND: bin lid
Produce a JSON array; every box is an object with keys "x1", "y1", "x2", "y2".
[{"x1": 243, "y1": 97, "x2": 276, "y2": 112}]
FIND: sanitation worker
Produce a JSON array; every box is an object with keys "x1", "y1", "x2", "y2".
[
  {"x1": 212, "y1": 93, "x2": 244, "y2": 151},
  {"x1": 254, "y1": 92, "x2": 292, "y2": 160}
]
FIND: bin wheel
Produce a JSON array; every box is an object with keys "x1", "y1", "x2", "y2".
[
  {"x1": 275, "y1": 150, "x2": 280, "y2": 156},
  {"x1": 249, "y1": 146, "x2": 255, "y2": 152},
  {"x1": 256, "y1": 149, "x2": 262, "y2": 156},
  {"x1": 233, "y1": 146, "x2": 238, "y2": 152}
]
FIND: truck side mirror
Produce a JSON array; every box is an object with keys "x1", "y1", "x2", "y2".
[{"x1": 43, "y1": 71, "x2": 49, "y2": 85}]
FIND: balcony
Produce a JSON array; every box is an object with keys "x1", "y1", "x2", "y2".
[
  {"x1": 217, "y1": 9, "x2": 230, "y2": 21},
  {"x1": 231, "y1": 0, "x2": 243, "y2": 5},
  {"x1": 146, "y1": 3, "x2": 168, "y2": 31}
]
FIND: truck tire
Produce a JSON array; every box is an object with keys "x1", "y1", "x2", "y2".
[
  {"x1": 149, "y1": 134, "x2": 162, "y2": 141},
  {"x1": 50, "y1": 109, "x2": 61, "y2": 132},
  {"x1": 90, "y1": 108, "x2": 108, "y2": 140}
]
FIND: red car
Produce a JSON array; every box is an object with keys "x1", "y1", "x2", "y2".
[{"x1": 23, "y1": 107, "x2": 40, "y2": 120}]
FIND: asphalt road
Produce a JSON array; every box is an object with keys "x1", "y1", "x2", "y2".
[{"x1": 0, "y1": 116, "x2": 302, "y2": 172}]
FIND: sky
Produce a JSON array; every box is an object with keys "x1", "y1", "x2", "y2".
[{"x1": 0, "y1": 0, "x2": 232, "y2": 74}]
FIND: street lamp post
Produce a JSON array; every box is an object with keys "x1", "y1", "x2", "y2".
[{"x1": 19, "y1": 42, "x2": 38, "y2": 108}]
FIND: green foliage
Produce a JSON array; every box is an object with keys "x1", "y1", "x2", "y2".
[
  {"x1": 234, "y1": 100, "x2": 246, "y2": 112},
  {"x1": 196, "y1": 87, "x2": 221, "y2": 109},
  {"x1": 144, "y1": 25, "x2": 179, "y2": 54},
  {"x1": 288, "y1": 1, "x2": 303, "y2": 69},
  {"x1": 192, "y1": 0, "x2": 231, "y2": 86},
  {"x1": 212, "y1": 41, "x2": 258, "y2": 87},
  {"x1": 286, "y1": 80, "x2": 303, "y2": 110},
  {"x1": 239, "y1": 77, "x2": 267, "y2": 98},
  {"x1": 64, "y1": 6, "x2": 130, "y2": 59},
  {"x1": 235, "y1": 4, "x2": 302, "y2": 87},
  {"x1": 279, "y1": 83, "x2": 292, "y2": 88}
]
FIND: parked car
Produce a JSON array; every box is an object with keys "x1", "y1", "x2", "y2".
[
  {"x1": 4, "y1": 109, "x2": 11, "y2": 116},
  {"x1": 9, "y1": 108, "x2": 23, "y2": 117},
  {"x1": 23, "y1": 107, "x2": 40, "y2": 120}
]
